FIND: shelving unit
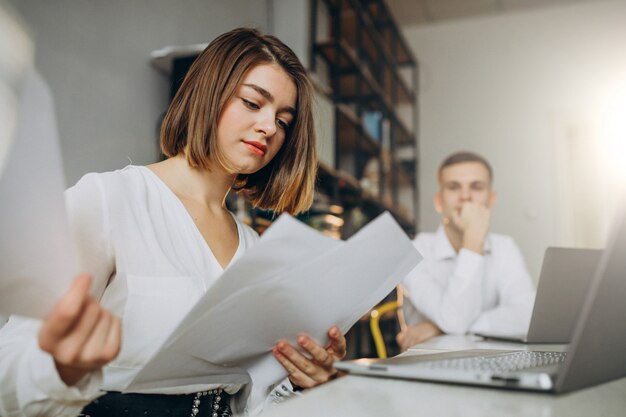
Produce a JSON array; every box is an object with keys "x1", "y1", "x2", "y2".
[
  {"x1": 309, "y1": 0, "x2": 418, "y2": 240},
  {"x1": 306, "y1": 0, "x2": 418, "y2": 359}
]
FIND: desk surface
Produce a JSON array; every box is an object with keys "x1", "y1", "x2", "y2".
[{"x1": 260, "y1": 335, "x2": 626, "y2": 417}]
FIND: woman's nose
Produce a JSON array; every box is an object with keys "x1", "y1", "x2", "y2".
[{"x1": 254, "y1": 111, "x2": 276, "y2": 138}]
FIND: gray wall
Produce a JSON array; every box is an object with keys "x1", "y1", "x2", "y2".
[
  {"x1": 8, "y1": 0, "x2": 270, "y2": 186},
  {"x1": 401, "y1": 0, "x2": 626, "y2": 280}
]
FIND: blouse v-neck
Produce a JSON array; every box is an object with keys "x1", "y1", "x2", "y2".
[{"x1": 138, "y1": 165, "x2": 242, "y2": 272}]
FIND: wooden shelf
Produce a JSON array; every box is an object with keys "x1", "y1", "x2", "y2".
[
  {"x1": 390, "y1": 113, "x2": 414, "y2": 146},
  {"x1": 149, "y1": 44, "x2": 207, "y2": 75},
  {"x1": 347, "y1": 0, "x2": 415, "y2": 103},
  {"x1": 316, "y1": 161, "x2": 414, "y2": 235},
  {"x1": 315, "y1": 39, "x2": 359, "y2": 71},
  {"x1": 316, "y1": 40, "x2": 394, "y2": 113},
  {"x1": 316, "y1": 41, "x2": 413, "y2": 108},
  {"x1": 311, "y1": 0, "x2": 418, "y2": 238},
  {"x1": 362, "y1": 0, "x2": 416, "y2": 66},
  {"x1": 336, "y1": 104, "x2": 380, "y2": 157},
  {"x1": 394, "y1": 161, "x2": 414, "y2": 188}
]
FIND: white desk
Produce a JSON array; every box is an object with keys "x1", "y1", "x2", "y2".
[
  {"x1": 406, "y1": 334, "x2": 568, "y2": 352},
  {"x1": 260, "y1": 335, "x2": 626, "y2": 417}
]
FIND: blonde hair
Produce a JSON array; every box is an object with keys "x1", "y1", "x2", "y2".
[
  {"x1": 438, "y1": 151, "x2": 493, "y2": 184},
  {"x1": 160, "y1": 28, "x2": 317, "y2": 214}
]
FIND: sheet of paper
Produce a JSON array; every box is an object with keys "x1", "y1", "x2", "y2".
[
  {"x1": 166, "y1": 215, "x2": 340, "y2": 343},
  {"x1": 0, "y1": 68, "x2": 76, "y2": 318},
  {"x1": 174, "y1": 212, "x2": 420, "y2": 364},
  {"x1": 127, "y1": 212, "x2": 422, "y2": 401},
  {"x1": 0, "y1": 5, "x2": 33, "y2": 175},
  {"x1": 127, "y1": 215, "x2": 338, "y2": 391},
  {"x1": 125, "y1": 347, "x2": 250, "y2": 394}
]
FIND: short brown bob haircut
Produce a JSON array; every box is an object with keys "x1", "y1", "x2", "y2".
[
  {"x1": 438, "y1": 151, "x2": 493, "y2": 184},
  {"x1": 160, "y1": 27, "x2": 317, "y2": 214}
]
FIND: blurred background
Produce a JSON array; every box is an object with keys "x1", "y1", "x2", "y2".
[{"x1": 5, "y1": 0, "x2": 626, "y2": 355}]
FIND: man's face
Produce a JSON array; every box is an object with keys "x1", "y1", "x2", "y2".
[{"x1": 435, "y1": 161, "x2": 495, "y2": 224}]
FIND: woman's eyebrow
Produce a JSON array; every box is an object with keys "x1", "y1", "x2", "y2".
[{"x1": 242, "y1": 83, "x2": 295, "y2": 115}]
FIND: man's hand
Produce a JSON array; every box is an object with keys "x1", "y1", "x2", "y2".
[
  {"x1": 38, "y1": 274, "x2": 121, "y2": 386},
  {"x1": 272, "y1": 325, "x2": 346, "y2": 389},
  {"x1": 451, "y1": 202, "x2": 491, "y2": 254},
  {"x1": 396, "y1": 321, "x2": 443, "y2": 352}
]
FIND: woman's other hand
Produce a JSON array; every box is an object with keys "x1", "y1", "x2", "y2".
[{"x1": 272, "y1": 325, "x2": 346, "y2": 389}]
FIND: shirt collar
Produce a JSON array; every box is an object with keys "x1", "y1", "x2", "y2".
[{"x1": 434, "y1": 225, "x2": 492, "y2": 259}]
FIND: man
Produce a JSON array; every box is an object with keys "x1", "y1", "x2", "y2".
[{"x1": 396, "y1": 151, "x2": 535, "y2": 351}]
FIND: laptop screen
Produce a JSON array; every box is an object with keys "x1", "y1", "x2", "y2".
[{"x1": 557, "y1": 199, "x2": 626, "y2": 392}]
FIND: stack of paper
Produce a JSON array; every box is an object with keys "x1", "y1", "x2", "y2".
[{"x1": 127, "y1": 212, "x2": 422, "y2": 412}]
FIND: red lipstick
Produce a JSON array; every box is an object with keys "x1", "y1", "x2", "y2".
[{"x1": 243, "y1": 140, "x2": 267, "y2": 157}]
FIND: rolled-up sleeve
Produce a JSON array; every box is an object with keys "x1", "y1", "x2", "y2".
[
  {"x1": 403, "y1": 247, "x2": 487, "y2": 335},
  {"x1": 0, "y1": 173, "x2": 114, "y2": 416},
  {"x1": 470, "y1": 238, "x2": 535, "y2": 334},
  {"x1": 402, "y1": 232, "x2": 535, "y2": 336},
  {"x1": 0, "y1": 317, "x2": 104, "y2": 417}
]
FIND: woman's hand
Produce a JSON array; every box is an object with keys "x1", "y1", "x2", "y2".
[
  {"x1": 38, "y1": 274, "x2": 121, "y2": 386},
  {"x1": 272, "y1": 325, "x2": 346, "y2": 389}
]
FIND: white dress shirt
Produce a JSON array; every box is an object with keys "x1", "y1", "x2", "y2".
[
  {"x1": 401, "y1": 226, "x2": 536, "y2": 335},
  {"x1": 0, "y1": 166, "x2": 297, "y2": 417}
]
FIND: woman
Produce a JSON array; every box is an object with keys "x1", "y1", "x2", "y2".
[{"x1": 0, "y1": 28, "x2": 345, "y2": 417}]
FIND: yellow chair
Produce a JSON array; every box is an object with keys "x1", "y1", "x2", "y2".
[{"x1": 369, "y1": 286, "x2": 406, "y2": 358}]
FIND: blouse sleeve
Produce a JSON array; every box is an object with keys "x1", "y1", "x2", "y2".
[
  {"x1": 0, "y1": 317, "x2": 104, "y2": 417},
  {"x1": 64, "y1": 172, "x2": 115, "y2": 299},
  {"x1": 0, "y1": 173, "x2": 115, "y2": 417},
  {"x1": 263, "y1": 377, "x2": 302, "y2": 410}
]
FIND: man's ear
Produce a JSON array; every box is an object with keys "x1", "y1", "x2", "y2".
[
  {"x1": 488, "y1": 191, "x2": 498, "y2": 209},
  {"x1": 434, "y1": 191, "x2": 443, "y2": 213}
]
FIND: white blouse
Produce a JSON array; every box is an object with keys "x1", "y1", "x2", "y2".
[{"x1": 0, "y1": 166, "x2": 294, "y2": 417}]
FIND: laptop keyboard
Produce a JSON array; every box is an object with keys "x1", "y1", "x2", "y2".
[{"x1": 420, "y1": 351, "x2": 567, "y2": 373}]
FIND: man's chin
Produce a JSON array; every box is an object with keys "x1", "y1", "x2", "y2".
[{"x1": 443, "y1": 219, "x2": 462, "y2": 232}]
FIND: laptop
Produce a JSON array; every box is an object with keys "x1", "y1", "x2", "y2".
[
  {"x1": 474, "y1": 247, "x2": 602, "y2": 343},
  {"x1": 336, "y1": 203, "x2": 626, "y2": 394}
]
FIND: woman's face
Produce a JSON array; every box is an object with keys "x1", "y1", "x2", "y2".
[{"x1": 216, "y1": 63, "x2": 297, "y2": 175}]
